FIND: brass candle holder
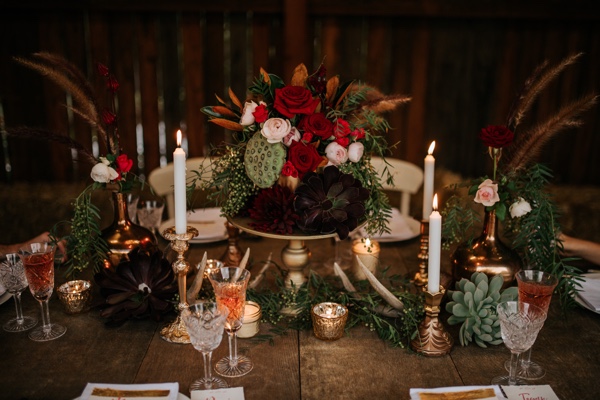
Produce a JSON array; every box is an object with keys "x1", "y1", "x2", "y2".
[
  {"x1": 160, "y1": 226, "x2": 198, "y2": 344},
  {"x1": 413, "y1": 220, "x2": 429, "y2": 287},
  {"x1": 410, "y1": 286, "x2": 453, "y2": 356}
]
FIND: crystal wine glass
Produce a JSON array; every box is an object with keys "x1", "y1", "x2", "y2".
[
  {"x1": 18, "y1": 242, "x2": 66, "y2": 341},
  {"x1": 136, "y1": 199, "x2": 165, "y2": 234},
  {"x1": 208, "y1": 267, "x2": 252, "y2": 377},
  {"x1": 181, "y1": 301, "x2": 230, "y2": 390},
  {"x1": 504, "y1": 269, "x2": 558, "y2": 379},
  {"x1": 0, "y1": 253, "x2": 37, "y2": 332},
  {"x1": 492, "y1": 301, "x2": 547, "y2": 386}
]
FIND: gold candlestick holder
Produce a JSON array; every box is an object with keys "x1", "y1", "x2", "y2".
[
  {"x1": 413, "y1": 220, "x2": 429, "y2": 287},
  {"x1": 160, "y1": 226, "x2": 199, "y2": 344},
  {"x1": 410, "y1": 286, "x2": 453, "y2": 356}
]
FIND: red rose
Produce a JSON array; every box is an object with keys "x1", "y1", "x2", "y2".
[
  {"x1": 298, "y1": 113, "x2": 334, "y2": 140},
  {"x1": 351, "y1": 128, "x2": 365, "y2": 140},
  {"x1": 281, "y1": 161, "x2": 299, "y2": 178},
  {"x1": 334, "y1": 118, "x2": 351, "y2": 139},
  {"x1": 335, "y1": 137, "x2": 350, "y2": 147},
  {"x1": 288, "y1": 141, "x2": 323, "y2": 178},
  {"x1": 253, "y1": 104, "x2": 269, "y2": 123},
  {"x1": 107, "y1": 75, "x2": 120, "y2": 93},
  {"x1": 302, "y1": 132, "x2": 313, "y2": 143},
  {"x1": 274, "y1": 86, "x2": 320, "y2": 119},
  {"x1": 479, "y1": 125, "x2": 514, "y2": 149},
  {"x1": 96, "y1": 62, "x2": 110, "y2": 77},
  {"x1": 102, "y1": 109, "x2": 117, "y2": 126},
  {"x1": 116, "y1": 154, "x2": 133, "y2": 174}
]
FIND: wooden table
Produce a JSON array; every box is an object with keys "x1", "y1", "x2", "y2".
[{"x1": 1, "y1": 234, "x2": 599, "y2": 400}]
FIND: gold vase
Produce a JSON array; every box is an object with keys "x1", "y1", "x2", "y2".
[
  {"x1": 451, "y1": 209, "x2": 520, "y2": 288},
  {"x1": 101, "y1": 192, "x2": 157, "y2": 268}
]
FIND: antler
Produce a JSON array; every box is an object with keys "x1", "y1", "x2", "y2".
[
  {"x1": 187, "y1": 252, "x2": 208, "y2": 304},
  {"x1": 355, "y1": 255, "x2": 405, "y2": 312},
  {"x1": 249, "y1": 252, "x2": 273, "y2": 289}
]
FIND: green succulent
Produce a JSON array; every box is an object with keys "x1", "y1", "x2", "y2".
[{"x1": 446, "y1": 272, "x2": 518, "y2": 348}]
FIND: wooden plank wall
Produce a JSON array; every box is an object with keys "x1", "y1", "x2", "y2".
[{"x1": 0, "y1": 1, "x2": 598, "y2": 186}]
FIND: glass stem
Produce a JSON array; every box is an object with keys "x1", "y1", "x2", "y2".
[
  {"x1": 39, "y1": 299, "x2": 52, "y2": 333},
  {"x1": 228, "y1": 331, "x2": 239, "y2": 366},
  {"x1": 13, "y1": 292, "x2": 25, "y2": 323},
  {"x1": 521, "y1": 347, "x2": 532, "y2": 366},
  {"x1": 508, "y1": 351, "x2": 520, "y2": 385},
  {"x1": 202, "y1": 351, "x2": 213, "y2": 381}
]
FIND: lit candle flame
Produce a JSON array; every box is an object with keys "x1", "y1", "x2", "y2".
[
  {"x1": 365, "y1": 238, "x2": 371, "y2": 247},
  {"x1": 432, "y1": 193, "x2": 438, "y2": 211},
  {"x1": 428, "y1": 141, "x2": 436, "y2": 155},
  {"x1": 176, "y1": 129, "x2": 182, "y2": 147}
]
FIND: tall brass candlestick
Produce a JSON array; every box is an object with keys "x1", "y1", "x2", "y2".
[
  {"x1": 410, "y1": 287, "x2": 453, "y2": 356},
  {"x1": 413, "y1": 220, "x2": 429, "y2": 287},
  {"x1": 160, "y1": 226, "x2": 198, "y2": 344}
]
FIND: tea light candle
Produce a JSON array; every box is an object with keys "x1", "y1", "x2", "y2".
[
  {"x1": 352, "y1": 238, "x2": 381, "y2": 280},
  {"x1": 423, "y1": 141, "x2": 436, "y2": 221},
  {"x1": 237, "y1": 301, "x2": 262, "y2": 339},
  {"x1": 57, "y1": 280, "x2": 92, "y2": 314},
  {"x1": 311, "y1": 302, "x2": 348, "y2": 341}
]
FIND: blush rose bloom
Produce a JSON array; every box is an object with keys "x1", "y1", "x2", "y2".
[
  {"x1": 348, "y1": 142, "x2": 364, "y2": 162},
  {"x1": 473, "y1": 179, "x2": 500, "y2": 207},
  {"x1": 240, "y1": 100, "x2": 260, "y2": 126},
  {"x1": 509, "y1": 197, "x2": 532, "y2": 218},
  {"x1": 91, "y1": 162, "x2": 118, "y2": 183},
  {"x1": 282, "y1": 127, "x2": 301, "y2": 147},
  {"x1": 325, "y1": 141, "x2": 349, "y2": 165},
  {"x1": 261, "y1": 118, "x2": 292, "y2": 143}
]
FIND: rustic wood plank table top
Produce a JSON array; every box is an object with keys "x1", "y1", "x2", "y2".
[{"x1": 1, "y1": 234, "x2": 599, "y2": 400}]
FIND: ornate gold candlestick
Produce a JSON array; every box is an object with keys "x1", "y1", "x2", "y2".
[
  {"x1": 413, "y1": 220, "x2": 429, "y2": 287},
  {"x1": 160, "y1": 226, "x2": 199, "y2": 344},
  {"x1": 410, "y1": 287, "x2": 453, "y2": 356}
]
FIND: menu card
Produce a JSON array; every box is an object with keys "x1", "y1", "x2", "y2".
[
  {"x1": 409, "y1": 385, "x2": 504, "y2": 399},
  {"x1": 577, "y1": 272, "x2": 600, "y2": 312},
  {"x1": 191, "y1": 387, "x2": 245, "y2": 400},
  {"x1": 80, "y1": 382, "x2": 179, "y2": 400},
  {"x1": 501, "y1": 385, "x2": 560, "y2": 400}
]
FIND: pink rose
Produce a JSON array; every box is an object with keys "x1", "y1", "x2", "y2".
[
  {"x1": 474, "y1": 179, "x2": 500, "y2": 207},
  {"x1": 348, "y1": 142, "x2": 364, "y2": 162},
  {"x1": 325, "y1": 141, "x2": 348, "y2": 165},
  {"x1": 282, "y1": 127, "x2": 301, "y2": 147},
  {"x1": 240, "y1": 100, "x2": 260, "y2": 126},
  {"x1": 261, "y1": 118, "x2": 291, "y2": 144}
]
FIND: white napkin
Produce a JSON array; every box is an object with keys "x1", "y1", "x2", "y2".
[
  {"x1": 360, "y1": 208, "x2": 416, "y2": 241},
  {"x1": 79, "y1": 382, "x2": 179, "y2": 400},
  {"x1": 577, "y1": 272, "x2": 600, "y2": 312},
  {"x1": 409, "y1": 385, "x2": 504, "y2": 400}
]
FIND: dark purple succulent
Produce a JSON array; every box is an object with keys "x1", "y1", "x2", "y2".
[
  {"x1": 94, "y1": 247, "x2": 177, "y2": 326},
  {"x1": 294, "y1": 165, "x2": 369, "y2": 239}
]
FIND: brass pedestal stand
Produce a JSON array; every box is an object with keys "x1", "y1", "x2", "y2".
[
  {"x1": 413, "y1": 220, "x2": 429, "y2": 287},
  {"x1": 410, "y1": 287, "x2": 453, "y2": 356},
  {"x1": 159, "y1": 226, "x2": 199, "y2": 344}
]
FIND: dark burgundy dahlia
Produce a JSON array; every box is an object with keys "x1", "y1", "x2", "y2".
[
  {"x1": 94, "y1": 247, "x2": 177, "y2": 326},
  {"x1": 294, "y1": 165, "x2": 369, "y2": 240},
  {"x1": 248, "y1": 185, "x2": 299, "y2": 234}
]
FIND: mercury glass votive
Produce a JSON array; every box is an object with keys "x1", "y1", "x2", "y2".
[
  {"x1": 237, "y1": 301, "x2": 262, "y2": 339},
  {"x1": 203, "y1": 259, "x2": 224, "y2": 278},
  {"x1": 57, "y1": 280, "x2": 92, "y2": 314},
  {"x1": 311, "y1": 302, "x2": 348, "y2": 341}
]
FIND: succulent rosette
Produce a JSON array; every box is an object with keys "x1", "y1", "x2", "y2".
[
  {"x1": 294, "y1": 165, "x2": 369, "y2": 239},
  {"x1": 94, "y1": 247, "x2": 177, "y2": 326},
  {"x1": 198, "y1": 62, "x2": 411, "y2": 238}
]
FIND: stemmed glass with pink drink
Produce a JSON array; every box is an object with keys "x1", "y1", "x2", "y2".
[{"x1": 18, "y1": 242, "x2": 66, "y2": 342}]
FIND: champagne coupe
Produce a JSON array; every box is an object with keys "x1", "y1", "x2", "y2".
[
  {"x1": 492, "y1": 301, "x2": 547, "y2": 386},
  {"x1": 208, "y1": 267, "x2": 252, "y2": 377},
  {"x1": 0, "y1": 253, "x2": 37, "y2": 332},
  {"x1": 18, "y1": 242, "x2": 66, "y2": 341},
  {"x1": 504, "y1": 269, "x2": 558, "y2": 379},
  {"x1": 181, "y1": 301, "x2": 230, "y2": 390}
]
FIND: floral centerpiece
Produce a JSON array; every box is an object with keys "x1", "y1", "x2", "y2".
[
  {"x1": 196, "y1": 63, "x2": 411, "y2": 239},
  {"x1": 8, "y1": 53, "x2": 146, "y2": 276},
  {"x1": 443, "y1": 53, "x2": 597, "y2": 309}
]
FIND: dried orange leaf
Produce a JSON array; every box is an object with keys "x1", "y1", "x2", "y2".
[
  {"x1": 228, "y1": 88, "x2": 243, "y2": 111},
  {"x1": 325, "y1": 76, "x2": 339, "y2": 103},
  {"x1": 209, "y1": 118, "x2": 244, "y2": 131},
  {"x1": 260, "y1": 67, "x2": 271, "y2": 85},
  {"x1": 291, "y1": 64, "x2": 308, "y2": 86},
  {"x1": 215, "y1": 94, "x2": 228, "y2": 106},
  {"x1": 212, "y1": 106, "x2": 238, "y2": 118},
  {"x1": 335, "y1": 82, "x2": 355, "y2": 109}
]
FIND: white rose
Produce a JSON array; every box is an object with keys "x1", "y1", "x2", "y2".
[
  {"x1": 282, "y1": 127, "x2": 301, "y2": 147},
  {"x1": 509, "y1": 197, "x2": 532, "y2": 218},
  {"x1": 325, "y1": 142, "x2": 349, "y2": 165},
  {"x1": 348, "y1": 142, "x2": 364, "y2": 162},
  {"x1": 261, "y1": 118, "x2": 292, "y2": 144},
  {"x1": 239, "y1": 101, "x2": 259, "y2": 126},
  {"x1": 90, "y1": 162, "x2": 118, "y2": 183},
  {"x1": 99, "y1": 156, "x2": 111, "y2": 165}
]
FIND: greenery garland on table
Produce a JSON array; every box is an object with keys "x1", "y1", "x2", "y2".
[{"x1": 246, "y1": 267, "x2": 425, "y2": 348}]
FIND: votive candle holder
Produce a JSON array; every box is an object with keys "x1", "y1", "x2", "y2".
[
  {"x1": 237, "y1": 301, "x2": 262, "y2": 339},
  {"x1": 311, "y1": 302, "x2": 348, "y2": 341},
  {"x1": 57, "y1": 280, "x2": 92, "y2": 314}
]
